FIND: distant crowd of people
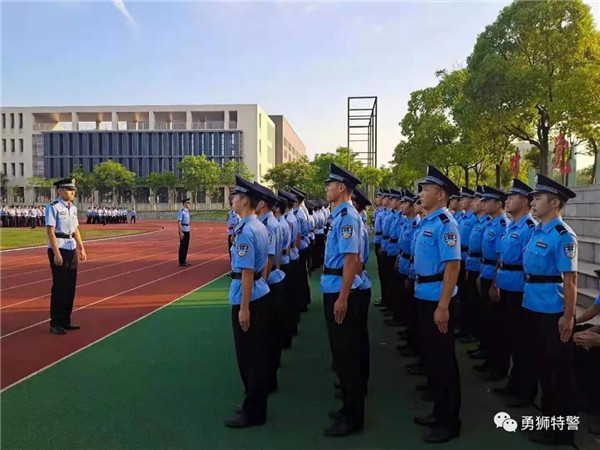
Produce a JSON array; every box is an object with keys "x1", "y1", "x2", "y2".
[
  {"x1": 1, "y1": 205, "x2": 46, "y2": 228},
  {"x1": 85, "y1": 207, "x2": 136, "y2": 224}
]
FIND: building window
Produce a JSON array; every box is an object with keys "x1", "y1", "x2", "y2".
[
  {"x1": 210, "y1": 134, "x2": 215, "y2": 155},
  {"x1": 19, "y1": 139, "x2": 24, "y2": 152},
  {"x1": 2, "y1": 139, "x2": 5, "y2": 152},
  {"x1": 2, "y1": 163, "x2": 6, "y2": 174},
  {"x1": 19, "y1": 163, "x2": 24, "y2": 177},
  {"x1": 11, "y1": 163, "x2": 15, "y2": 176},
  {"x1": 1, "y1": 114, "x2": 5, "y2": 129},
  {"x1": 259, "y1": 113, "x2": 261, "y2": 129},
  {"x1": 10, "y1": 113, "x2": 14, "y2": 129},
  {"x1": 11, "y1": 139, "x2": 15, "y2": 152},
  {"x1": 220, "y1": 133, "x2": 225, "y2": 156},
  {"x1": 18, "y1": 113, "x2": 23, "y2": 129},
  {"x1": 259, "y1": 139, "x2": 261, "y2": 156}
]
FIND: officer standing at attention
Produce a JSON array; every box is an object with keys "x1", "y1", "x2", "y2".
[
  {"x1": 46, "y1": 178, "x2": 87, "y2": 335},
  {"x1": 455, "y1": 187, "x2": 476, "y2": 340},
  {"x1": 521, "y1": 174, "x2": 578, "y2": 446},
  {"x1": 227, "y1": 198, "x2": 240, "y2": 260},
  {"x1": 492, "y1": 179, "x2": 537, "y2": 406},
  {"x1": 412, "y1": 166, "x2": 461, "y2": 443},
  {"x1": 280, "y1": 190, "x2": 302, "y2": 331},
  {"x1": 372, "y1": 189, "x2": 386, "y2": 307},
  {"x1": 130, "y1": 207, "x2": 136, "y2": 224},
  {"x1": 177, "y1": 198, "x2": 192, "y2": 267},
  {"x1": 225, "y1": 176, "x2": 271, "y2": 429},
  {"x1": 321, "y1": 163, "x2": 364, "y2": 437},
  {"x1": 351, "y1": 188, "x2": 372, "y2": 398},
  {"x1": 291, "y1": 188, "x2": 311, "y2": 310},
  {"x1": 476, "y1": 186, "x2": 508, "y2": 380}
]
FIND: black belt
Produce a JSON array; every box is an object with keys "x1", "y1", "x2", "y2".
[
  {"x1": 461, "y1": 246, "x2": 469, "y2": 252},
  {"x1": 401, "y1": 253, "x2": 411, "y2": 260},
  {"x1": 415, "y1": 273, "x2": 444, "y2": 283},
  {"x1": 524, "y1": 274, "x2": 563, "y2": 284},
  {"x1": 499, "y1": 262, "x2": 524, "y2": 271},
  {"x1": 55, "y1": 233, "x2": 73, "y2": 239},
  {"x1": 468, "y1": 251, "x2": 482, "y2": 257},
  {"x1": 383, "y1": 235, "x2": 390, "y2": 240},
  {"x1": 362, "y1": 264, "x2": 366, "y2": 271},
  {"x1": 323, "y1": 267, "x2": 343, "y2": 276},
  {"x1": 482, "y1": 258, "x2": 497, "y2": 266},
  {"x1": 390, "y1": 238, "x2": 399, "y2": 243},
  {"x1": 181, "y1": 223, "x2": 189, "y2": 226},
  {"x1": 375, "y1": 232, "x2": 382, "y2": 236},
  {"x1": 230, "y1": 271, "x2": 262, "y2": 281}
]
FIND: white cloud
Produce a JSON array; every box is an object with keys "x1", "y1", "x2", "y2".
[{"x1": 112, "y1": 0, "x2": 139, "y2": 30}]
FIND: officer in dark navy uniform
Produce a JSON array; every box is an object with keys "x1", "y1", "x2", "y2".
[
  {"x1": 225, "y1": 176, "x2": 271, "y2": 429},
  {"x1": 177, "y1": 198, "x2": 192, "y2": 266},
  {"x1": 45, "y1": 178, "x2": 87, "y2": 335},
  {"x1": 521, "y1": 174, "x2": 578, "y2": 446},
  {"x1": 321, "y1": 163, "x2": 365, "y2": 437},
  {"x1": 412, "y1": 166, "x2": 462, "y2": 443}
]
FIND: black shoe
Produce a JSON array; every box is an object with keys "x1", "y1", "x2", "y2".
[
  {"x1": 472, "y1": 362, "x2": 489, "y2": 372},
  {"x1": 224, "y1": 412, "x2": 264, "y2": 428},
  {"x1": 482, "y1": 372, "x2": 506, "y2": 382},
  {"x1": 528, "y1": 430, "x2": 573, "y2": 446},
  {"x1": 63, "y1": 324, "x2": 80, "y2": 330},
  {"x1": 421, "y1": 390, "x2": 434, "y2": 402},
  {"x1": 415, "y1": 383, "x2": 428, "y2": 392},
  {"x1": 422, "y1": 426, "x2": 460, "y2": 443},
  {"x1": 413, "y1": 414, "x2": 439, "y2": 427},
  {"x1": 469, "y1": 349, "x2": 487, "y2": 360},
  {"x1": 407, "y1": 366, "x2": 427, "y2": 376},
  {"x1": 324, "y1": 420, "x2": 363, "y2": 437},
  {"x1": 373, "y1": 300, "x2": 384, "y2": 307},
  {"x1": 507, "y1": 397, "x2": 534, "y2": 408},
  {"x1": 234, "y1": 404, "x2": 243, "y2": 414},
  {"x1": 401, "y1": 348, "x2": 420, "y2": 357},
  {"x1": 49, "y1": 326, "x2": 66, "y2": 335},
  {"x1": 179, "y1": 262, "x2": 192, "y2": 267},
  {"x1": 328, "y1": 409, "x2": 344, "y2": 421}
]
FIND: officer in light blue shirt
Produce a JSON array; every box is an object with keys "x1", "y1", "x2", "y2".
[
  {"x1": 352, "y1": 188, "x2": 372, "y2": 399},
  {"x1": 491, "y1": 178, "x2": 537, "y2": 403},
  {"x1": 380, "y1": 189, "x2": 402, "y2": 311},
  {"x1": 412, "y1": 166, "x2": 462, "y2": 443},
  {"x1": 520, "y1": 174, "x2": 578, "y2": 446},
  {"x1": 373, "y1": 189, "x2": 391, "y2": 307},
  {"x1": 275, "y1": 195, "x2": 295, "y2": 348},
  {"x1": 455, "y1": 187, "x2": 476, "y2": 341},
  {"x1": 313, "y1": 200, "x2": 326, "y2": 270},
  {"x1": 292, "y1": 187, "x2": 311, "y2": 310},
  {"x1": 45, "y1": 178, "x2": 87, "y2": 335},
  {"x1": 225, "y1": 176, "x2": 271, "y2": 429},
  {"x1": 385, "y1": 189, "x2": 406, "y2": 326},
  {"x1": 177, "y1": 198, "x2": 192, "y2": 267},
  {"x1": 227, "y1": 200, "x2": 240, "y2": 260},
  {"x1": 280, "y1": 190, "x2": 302, "y2": 331},
  {"x1": 321, "y1": 163, "x2": 365, "y2": 437}
]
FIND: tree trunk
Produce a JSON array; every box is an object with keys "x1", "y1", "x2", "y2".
[
  {"x1": 537, "y1": 109, "x2": 551, "y2": 176},
  {"x1": 462, "y1": 166, "x2": 469, "y2": 188},
  {"x1": 591, "y1": 139, "x2": 598, "y2": 185},
  {"x1": 495, "y1": 164, "x2": 501, "y2": 188}
]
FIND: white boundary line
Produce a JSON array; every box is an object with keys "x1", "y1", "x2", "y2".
[
  {"x1": 1, "y1": 253, "x2": 228, "y2": 338},
  {"x1": 0, "y1": 223, "x2": 166, "y2": 254},
  {"x1": 0, "y1": 272, "x2": 229, "y2": 393}
]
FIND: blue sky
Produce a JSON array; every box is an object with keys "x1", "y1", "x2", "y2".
[{"x1": 2, "y1": 1, "x2": 599, "y2": 167}]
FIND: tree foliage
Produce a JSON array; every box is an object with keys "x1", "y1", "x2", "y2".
[
  {"x1": 177, "y1": 156, "x2": 220, "y2": 203},
  {"x1": 91, "y1": 161, "x2": 136, "y2": 201},
  {"x1": 219, "y1": 161, "x2": 254, "y2": 186}
]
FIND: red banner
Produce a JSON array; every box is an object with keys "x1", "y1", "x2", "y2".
[{"x1": 553, "y1": 133, "x2": 572, "y2": 174}]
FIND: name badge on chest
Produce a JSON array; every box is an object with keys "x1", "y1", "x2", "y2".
[
  {"x1": 535, "y1": 240, "x2": 547, "y2": 249},
  {"x1": 423, "y1": 230, "x2": 433, "y2": 238}
]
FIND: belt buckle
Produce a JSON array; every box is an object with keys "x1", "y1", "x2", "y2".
[{"x1": 524, "y1": 274, "x2": 531, "y2": 282}]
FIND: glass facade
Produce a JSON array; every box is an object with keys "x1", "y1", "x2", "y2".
[{"x1": 43, "y1": 130, "x2": 243, "y2": 178}]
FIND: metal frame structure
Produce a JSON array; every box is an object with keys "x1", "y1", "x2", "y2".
[{"x1": 347, "y1": 96, "x2": 377, "y2": 168}]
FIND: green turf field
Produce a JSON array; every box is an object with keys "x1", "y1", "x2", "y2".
[
  {"x1": 0, "y1": 228, "x2": 146, "y2": 250},
  {"x1": 1, "y1": 250, "x2": 596, "y2": 449}
]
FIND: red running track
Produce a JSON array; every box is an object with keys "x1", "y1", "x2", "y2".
[{"x1": 0, "y1": 220, "x2": 230, "y2": 390}]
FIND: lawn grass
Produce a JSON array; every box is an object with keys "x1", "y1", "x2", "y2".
[{"x1": 0, "y1": 228, "x2": 146, "y2": 250}]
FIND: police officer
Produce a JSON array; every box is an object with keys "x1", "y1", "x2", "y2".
[
  {"x1": 321, "y1": 163, "x2": 364, "y2": 437},
  {"x1": 373, "y1": 189, "x2": 387, "y2": 307},
  {"x1": 476, "y1": 186, "x2": 508, "y2": 380},
  {"x1": 455, "y1": 187, "x2": 476, "y2": 340},
  {"x1": 313, "y1": 200, "x2": 326, "y2": 270},
  {"x1": 130, "y1": 207, "x2": 136, "y2": 224},
  {"x1": 46, "y1": 178, "x2": 87, "y2": 335},
  {"x1": 227, "y1": 198, "x2": 240, "y2": 261},
  {"x1": 412, "y1": 166, "x2": 461, "y2": 443},
  {"x1": 385, "y1": 189, "x2": 406, "y2": 326},
  {"x1": 177, "y1": 198, "x2": 192, "y2": 267},
  {"x1": 521, "y1": 174, "x2": 578, "y2": 445},
  {"x1": 275, "y1": 194, "x2": 294, "y2": 349},
  {"x1": 351, "y1": 188, "x2": 372, "y2": 398},
  {"x1": 492, "y1": 179, "x2": 537, "y2": 406},
  {"x1": 280, "y1": 190, "x2": 302, "y2": 331},
  {"x1": 291, "y1": 188, "x2": 311, "y2": 310},
  {"x1": 225, "y1": 176, "x2": 271, "y2": 429},
  {"x1": 380, "y1": 189, "x2": 400, "y2": 313}
]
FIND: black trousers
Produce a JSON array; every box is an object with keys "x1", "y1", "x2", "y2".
[
  {"x1": 522, "y1": 310, "x2": 577, "y2": 442},
  {"x1": 298, "y1": 247, "x2": 311, "y2": 307},
  {"x1": 465, "y1": 271, "x2": 481, "y2": 339},
  {"x1": 48, "y1": 248, "x2": 78, "y2": 328},
  {"x1": 324, "y1": 291, "x2": 365, "y2": 425},
  {"x1": 404, "y1": 276, "x2": 418, "y2": 350},
  {"x1": 131, "y1": 216, "x2": 136, "y2": 223},
  {"x1": 456, "y1": 262, "x2": 467, "y2": 333},
  {"x1": 574, "y1": 326, "x2": 600, "y2": 411},
  {"x1": 375, "y1": 244, "x2": 386, "y2": 302},
  {"x1": 479, "y1": 277, "x2": 493, "y2": 351},
  {"x1": 358, "y1": 288, "x2": 371, "y2": 391},
  {"x1": 280, "y1": 265, "x2": 296, "y2": 347},
  {"x1": 416, "y1": 297, "x2": 461, "y2": 430},
  {"x1": 485, "y1": 282, "x2": 510, "y2": 377},
  {"x1": 286, "y1": 259, "x2": 303, "y2": 328},
  {"x1": 499, "y1": 290, "x2": 536, "y2": 399},
  {"x1": 380, "y1": 253, "x2": 393, "y2": 307},
  {"x1": 232, "y1": 295, "x2": 272, "y2": 424},
  {"x1": 178, "y1": 231, "x2": 190, "y2": 264},
  {"x1": 268, "y1": 281, "x2": 285, "y2": 389}
]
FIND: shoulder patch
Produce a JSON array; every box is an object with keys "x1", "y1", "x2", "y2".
[
  {"x1": 341, "y1": 208, "x2": 348, "y2": 217},
  {"x1": 236, "y1": 223, "x2": 246, "y2": 235},
  {"x1": 51, "y1": 200, "x2": 59, "y2": 205},
  {"x1": 500, "y1": 219, "x2": 507, "y2": 226},
  {"x1": 554, "y1": 224, "x2": 568, "y2": 235},
  {"x1": 438, "y1": 214, "x2": 450, "y2": 224},
  {"x1": 526, "y1": 219, "x2": 535, "y2": 229}
]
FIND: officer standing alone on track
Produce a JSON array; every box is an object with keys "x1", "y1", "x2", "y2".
[
  {"x1": 177, "y1": 198, "x2": 192, "y2": 267},
  {"x1": 225, "y1": 176, "x2": 272, "y2": 429},
  {"x1": 321, "y1": 163, "x2": 365, "y2": 437},
  {"x1": 46, "y1": 178, "x2": 87, "y2": 335}
]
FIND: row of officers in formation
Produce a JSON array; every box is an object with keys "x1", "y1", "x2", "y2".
[
  {"x1": 1, "y1": 205, "x2": 45, "y2": 228},
  {"x1": 217, "y1": 162, "x2": 599, "y2": 446},
  {"x1": 85, "y1": 207, "x2": 136, "y2": 224}
]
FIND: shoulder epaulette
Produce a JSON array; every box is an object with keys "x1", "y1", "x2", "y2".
[
  {"x1": 412, "y1": 220, "x2": 418, "y2": 227},
  {"x1": 526, "y1": 219, "x2": 535, "y2": 229},
  {"x1": 554, "y1": 224, "x2": 568, "y2": 235},
  {"x1": 500, "y1": 218, "x2": 507, "y2": 226},
  {"x1": 236, "y1": 223, "x2": 246, "y2": 235},
  {"x1": 341, "y1": 208, "x2": 347, "y2": 217},
  {"x1": 51, "y1": 200, "x2": 59, "y2": 205},
  {"x1": 438, "y1": 213, "x2": 450, "y2": 224}
]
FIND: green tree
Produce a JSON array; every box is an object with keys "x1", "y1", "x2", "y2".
[
  {"x1": 177, "y1": 156, "x2": 219, "y2": 205},
  {"x1": 92, "y1": 160, "x2": 136, "y2": 204},
  {"x1": 263, "y1": 158, "x2": 316, "y2": 193},
  {"x1": 219, "y1": 161, "x2": 254, "y2": 186},
  {"x1": 0, "y1": 172, "x2": 8, "y2": 201},
  {"x1": 145, "y1": 171, "x2": 179, "y2": 204},
  {"x1": 71, "y1": 165, "x2": 96, "y2": 203},
  {"x1": 465, "y1": 0, "x2": 600, "y2": 176}
]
